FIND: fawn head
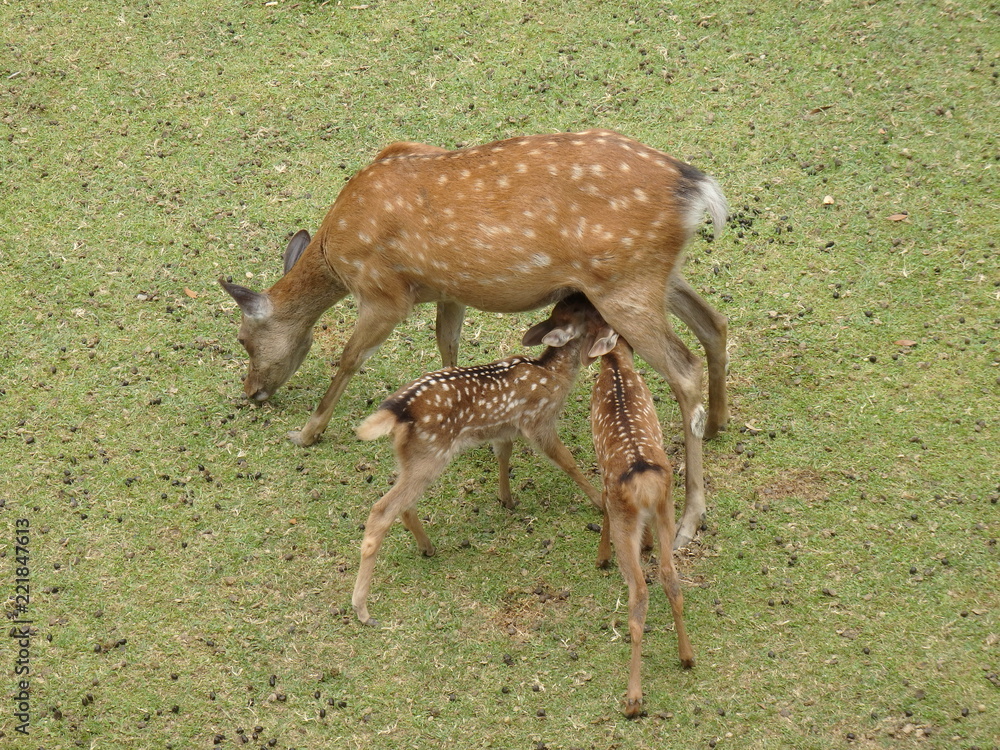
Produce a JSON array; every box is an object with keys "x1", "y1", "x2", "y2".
[
  {"x1": 219, "y1": 230, "x2": 314, "y2": 402},
  {"x1": 521, "y1": 293, "x2": 619, "y2": 363}
]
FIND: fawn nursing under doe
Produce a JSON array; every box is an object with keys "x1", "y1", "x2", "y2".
[
  {"x1": 592, "y1": 333, "x2": 695, "y2": 718},
  {"x1": 350, "y1": 294, "x2": 615, "y2": 627},
  {"x1": 220, "y1": 129, "x2": 729, "y2": 548}
]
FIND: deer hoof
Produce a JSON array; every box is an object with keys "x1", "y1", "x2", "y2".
[
  {"x1": 287, "y1": 429, "x2": 319, "y2": 447},
  {"x1": 672, "y1": 527, "x2": 695, "y2": 551},
  {"x1": 623, "y1": 698, "x2": 645, "y2": 719}
]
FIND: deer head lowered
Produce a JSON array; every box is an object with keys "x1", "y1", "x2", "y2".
[{"x1": 220, "y1": 129, "x2": 729, "y2": 548}]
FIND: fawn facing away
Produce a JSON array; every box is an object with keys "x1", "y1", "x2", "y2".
[
  {"x1": 350, "y1": 294, "x2": 615, "y2": 627},
  {"x1": 220, "y1": 129, "x2": 728, "y2": 548},
  {"x1": 592, "y1": 334, "x2": 695, "y2": 719}
]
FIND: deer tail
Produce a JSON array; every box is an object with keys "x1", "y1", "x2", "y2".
[
  {"x1": 356, "y1": 410, "x2": 398, "y2": 441},
  {"x1": 624, "y1": 463, "x2": 670, "y2": 510}
]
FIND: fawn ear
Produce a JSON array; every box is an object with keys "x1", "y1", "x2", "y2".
[
  {"x1": 585, "y1": 329, "x2": 619, "y2": 362},
  {"x1": 282, "y1": 230, "x2": 311, "y2": 274},
  {"x1": 522, "y1": 319, "x2": 555, "y2": 347},
  {"x1": 540, "y1": 325, "x2": 580, "y2": 347},
  {"x1": 220, "y1": 278, "x2": 271, "y2": 319}
]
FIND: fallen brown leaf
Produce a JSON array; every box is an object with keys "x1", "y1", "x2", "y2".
[
  {"x1": 887, "y1": 213, "x2": 909, "y2": 222},
  {"x1": 184, "y1": 287, "x2": 199, "y2": 298}
]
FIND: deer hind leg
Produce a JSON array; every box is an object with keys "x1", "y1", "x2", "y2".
[
  {"x1": 596, "y1": 499, "x2": 613, "y2": 569},
  {"x1": 435, "y1": 301, "x2": 466, "y2": 368},
  {"x1": 668, "y1": 273, "x2": 729, "y2": 438},
  {"x1": 592, "y1": 294, "x2": 707, "y2": 550},
  {"x1": 525, "y1": 424, "x2": 603, "y2": 509},
  {"x1": 290, "y1": 294, "x2": 413, "y2": 447},
  {"x1": 654, "y1": 479, "x2": 695, "y2": 668},
  {"x1": 351, "y1": 459, "x2": 441, "y2": 626},
  {"x1": 399, "y1": 508, "x2": 435, "y2": 557},
  {"x1": 609, "y1": 501, "x2": 650, "y2": 719},
  {"x1": 492, "y1": 439, "x2": 517, "y2": 509}
]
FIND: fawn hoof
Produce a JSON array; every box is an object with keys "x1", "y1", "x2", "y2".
[
  {"x1": 680, "y1": 655, "x2": 696, "y2": 669},
  {"x1": 420, "y1": 545, "x2": 436, "y2": 558}
]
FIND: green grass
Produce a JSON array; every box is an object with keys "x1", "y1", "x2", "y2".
[{"x1": 2, "y1": 0, "x2": 998, "y2": 747}]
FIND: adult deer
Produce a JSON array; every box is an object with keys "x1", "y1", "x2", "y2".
[{"x1": 219, "y1": 129, "x2": 728, "y2": 548}]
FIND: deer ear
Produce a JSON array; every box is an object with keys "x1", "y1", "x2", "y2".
[
  {"x1": 521, "y1": 319, "x2": 553, "y2": 347},
  {"x1": 219, "y1": 278, "x2": 271, "y2": 319},
  {"x1": 282, "y1": 230, "x2": 311, "y2": 274},
  {"x1": 541, "y1": 327, "x2": 578, "y2": 347},
  {"x1": 586, "y1": 329, "x2": 619, "y2": 361}
]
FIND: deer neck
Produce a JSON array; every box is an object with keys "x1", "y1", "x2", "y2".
[
  {"x1": 537, "y1": 339, "x2": 585, "y2": 384},
  {"x1": 267, "y1": 235, "x2": 345, "y2": 325}
]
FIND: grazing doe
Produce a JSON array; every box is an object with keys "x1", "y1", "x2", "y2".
[
  {"x1": 592, "y1": 335, "x2": 695, "y2": 718},
  {"x1": 220, "y1": 129, "x2": 729, "y2": 549},
  {"x1": 350, "y1": 294, "x2": 616, "y2": 626}
]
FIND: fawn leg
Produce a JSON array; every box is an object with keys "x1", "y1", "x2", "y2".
[
  {"x1": 596, "y1": 502, "x2": 613, "y2": 569},
  {"x1": 399, "y1": 508, "x2": 435, "y2": 557},
  {"x1": 527, "y1": 425, "x2": 603, "y2": 509},
  {"x1": 493, "y1": 439, "x2": 517, "y2": 509},
  {"x1": 655, "y1": 480, "x2": 695, "y2": 668},
  {"x1": 609, "y1": 506, "x2": 650, "y2": 719},
  {"x1": 351, "y1": 463, "x2": 437, "y2": 626}
]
